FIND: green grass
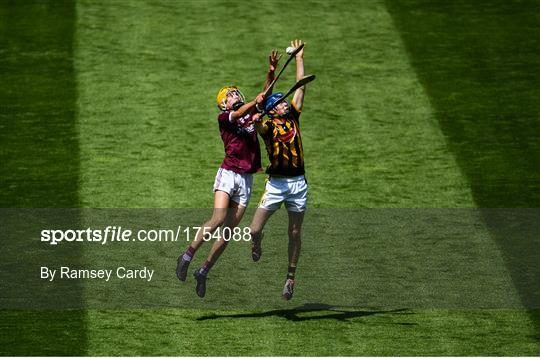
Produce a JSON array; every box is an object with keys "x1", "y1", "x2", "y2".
[
  {"x1": 0, "y1": 1, "x2": 86, "y2": 355},
  {"x1": 84, "y1": 309, "x2": 537, "y2": 356},
  {"x1": 1, "y1": 0, "x2": 539, "y2": 355},
  {"x1": 386, "y1": 0, "x2": 540, "y2": 335}
]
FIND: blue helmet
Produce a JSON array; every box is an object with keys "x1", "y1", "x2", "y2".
[{"x1": 264, "y1": 92, "x2": 285, "y2": 114}]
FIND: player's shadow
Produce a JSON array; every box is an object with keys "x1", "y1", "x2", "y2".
[{"x1": 197, "y1": 303, "x2": 410, "y2": 322}]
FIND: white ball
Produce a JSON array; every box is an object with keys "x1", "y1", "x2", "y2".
[{"x1": 286, "y1": 47, "x2": 295, "y2": 55}]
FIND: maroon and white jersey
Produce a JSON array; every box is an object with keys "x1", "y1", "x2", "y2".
[{"x1": 218, "y1": 111, "x2": 262, "y2": 174}]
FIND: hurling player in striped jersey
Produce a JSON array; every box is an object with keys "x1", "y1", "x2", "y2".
[
  {"x1": 250, "y1": 40, "x2": 309, "y2": 300},
  {"x1": 176, "y1": 51, "x2": 281, "y2": 298}
]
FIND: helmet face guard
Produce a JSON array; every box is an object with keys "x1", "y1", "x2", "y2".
[
  {"x1": 217, "y1": 86, "x2": 245, "y2": 111},
  {"x1": 232, "y1": 100, "x2": 245, "y2": 111},
  {"x1": 264, "y1": 92, "x2": 288, "y2": 117}
]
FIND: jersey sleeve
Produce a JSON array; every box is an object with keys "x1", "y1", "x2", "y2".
[
  {"x1": 260, "y1": 119, "x2": 274, "y2": 139},
  {"x1": 218, "y1": 111, "x2": 232, "y2": 124}
]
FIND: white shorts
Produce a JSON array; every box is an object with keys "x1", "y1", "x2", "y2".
[
  {"x1": 213, "y1": 168, "x2": 253, "y2": 207},
  {"x1": 258, "y1": 175, "x2": 308, "y2": 212}
]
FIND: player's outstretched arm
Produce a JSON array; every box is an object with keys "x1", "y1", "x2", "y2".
[
  {"x1": 231, "y1": 92, "x2": 265, "y2": 120},
  {"x1": 291, "y1": 39, "x2": 305, "y2": 111},
  {"x1": 263, "y1": 50, "x2": 281, "y2": 94}
]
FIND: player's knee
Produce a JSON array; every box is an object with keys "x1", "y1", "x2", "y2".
[
  {"x1": 288, "y1": 228, "x2": 301, "y2": 241},
  {"x1": 217, "y1": 236, "x2": 230, "y2": 246},
  {"x1": 208, "y1": 215, "x2": 226, "y2": 229}
]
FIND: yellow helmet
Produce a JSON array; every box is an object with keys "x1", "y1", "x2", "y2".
[{"x1": 216, "y1": 86, "x2": 245, "y2": 111}]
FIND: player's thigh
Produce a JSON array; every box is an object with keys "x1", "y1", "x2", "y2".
[
  {"x1": 210, "y1": 190, "x2": 231, "y2": 225},
  {"x1": 259, "y1": 178, "x2": 286, "y2": 211},
  {"x1": 284, "y1": 178, "x2": 308, "y2": 213},
  {"x1": 230, "y1": 173, "x2": 253, "y2": 208},
  {"x1": 223, "y1": 200, "x2": 246, "y2": 228},
  {"x1": 212, "y1": 168, "x2": 236, "y2": 211}
]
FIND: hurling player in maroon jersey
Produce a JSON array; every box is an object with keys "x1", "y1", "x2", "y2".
[{"x1": 176, "y1": 51, "x2": 281, "y2": 298}]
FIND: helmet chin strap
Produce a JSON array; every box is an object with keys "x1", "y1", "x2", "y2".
[
  {"x1": 232, "y1": 101, "x2": 244, "y2": 111},
  {"x1": 272, "y1": 113, "x2": 288, "y2": 122},
  {"x1": 277, "y1": 108, "x2": 290, "y2": 118}
]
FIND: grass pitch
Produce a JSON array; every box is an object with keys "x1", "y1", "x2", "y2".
[{"x1": 1, "y1": 0, "x2": 539, "y2": 355}]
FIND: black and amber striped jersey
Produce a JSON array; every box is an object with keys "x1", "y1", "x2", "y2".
[{"x1": 261, "y1": 102, "x2": 305, "y2": 176}]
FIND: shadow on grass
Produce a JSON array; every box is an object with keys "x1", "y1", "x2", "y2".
[
  {"x1": 0, "y1": 1, "x2": 85, "y2": 355},
  {"x1": 386, "y1": 0, "x2": 540, "y2": 333},
  {"x1": 197, "y1": 303, "x2": 411, "y2": 322}
]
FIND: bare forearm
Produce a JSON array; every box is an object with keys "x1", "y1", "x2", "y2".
[
  {"x1": 231, "y1": 100, "x2": 256, "y2": 120},
  {"x1": 293, "y1": 57, "x2": 305, "y2": 108},
  {"x1": 263, "y1": 70, "x2": 275, "y2": 92},
  {"x1": 265, "y1": 50, "x2": 281, "y2": 93},
  {"x1": 232, "y1": 91, "x2": 265, "y2": 120},
  {"x1": 296, "y1": 57, "x2": 304, "y2": 81}
]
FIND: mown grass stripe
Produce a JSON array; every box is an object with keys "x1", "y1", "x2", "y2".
[
  {"x1": 385, "y1": 0, "x2": 540, "y2": 338},
  {"x1": 0, "y1": 1, "x2": 86, "y2": 355},
  {"x1": 73, "y1": 0, "x2": 537, "y2": 355}
]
